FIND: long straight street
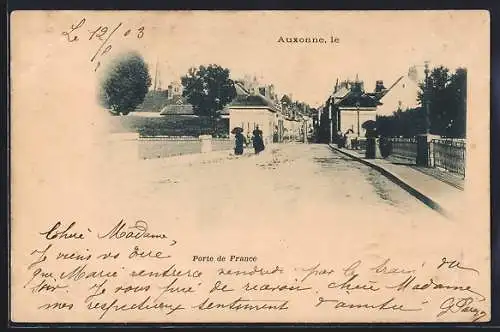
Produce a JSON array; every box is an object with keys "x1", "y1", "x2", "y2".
[{"x1": 97, "y1": 143, "x2": 449, "y2": 242}]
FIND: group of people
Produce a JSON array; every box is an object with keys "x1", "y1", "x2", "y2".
[{"x1": 233, "y1": 126, "x2": 265, "y2": 156}]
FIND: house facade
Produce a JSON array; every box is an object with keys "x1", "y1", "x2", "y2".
[
  {"x1": 159, "y1": 80, "x2": 196, "y2": 116},
  {"x1": 227, "y1": 82, "x2": 281, "y2": 145},
  {"x1": 316, "y1": 78, "x2": 382, "y2": 142},
  {"x1": 377, "y1": 67, "x2": 421, "y2": 116},
  {"x1": 335, "y1": 82, "x2": 381, "y2": 136}
]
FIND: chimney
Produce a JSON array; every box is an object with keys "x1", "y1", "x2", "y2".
[
  {"x1": 167, "y1": 84, "x2": 173, "y2": 99},
  {"x1": 408, "y1": 66, "x2": 418, "y2": 82}
]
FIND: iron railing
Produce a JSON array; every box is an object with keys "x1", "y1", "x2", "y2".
[
  {"x1": 387, "y1": 137, "x2": 418, "y2": 163},
  {"x1": 432, "y1": 139, "x2": 466, "y2": 177}
]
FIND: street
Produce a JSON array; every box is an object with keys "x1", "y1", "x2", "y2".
[
  {"x1": 96, "y1": 143, "x2": 451, "y2": 249},
  {"x1": 136, "y1": 143, "x2": 442, "y2": 215}
]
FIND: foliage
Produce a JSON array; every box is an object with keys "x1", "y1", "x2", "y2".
[
  {"x1": 108, "y1": 114, "x2": 229, "y2": 137},
  {"x1": 99, "y1": 52, "x2": 152, "y2": 115},
  {"x1": 180, "y1": 64, "x2": 236, "y2": 127},
  {"x1": 280, "y1": 94, "x2": 292, "y2": 106},
  {"x1": 417, "y1": 66, "x2": 467, "y2": 137},
  {"x1": 376, "y1": 108, "x2": 426, "y2": 137}
]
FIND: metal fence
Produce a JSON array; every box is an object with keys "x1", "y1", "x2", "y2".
[
  {"x1": 432, "y1": 138, "x2": 466, "y2": 177},
  {"x1": 387, "y1": 137, "x2": 418, "y2": 163}
]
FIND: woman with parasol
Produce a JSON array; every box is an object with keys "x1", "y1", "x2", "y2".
[
  {"x1": 231, "y1": 127, "x2": 246, "y2": 155},
  {"x1": 252, "y1": 125, "x2": 265, "y2": 154}
]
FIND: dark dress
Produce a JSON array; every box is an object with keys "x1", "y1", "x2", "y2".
[
  {"x1": 252, "y1": 129, "x2": 265, "y2": 154},
  {"x1": 234, "y1": 133, "x2": 245, "y2": 155}
]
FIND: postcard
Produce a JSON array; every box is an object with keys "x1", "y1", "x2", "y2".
[{"x1": 10, "y1": 10, "x2": 490, "y2": 323}]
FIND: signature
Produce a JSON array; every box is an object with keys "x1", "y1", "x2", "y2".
[{"x1": 437, "y1": 297, "x2": 487, "y2": 322}]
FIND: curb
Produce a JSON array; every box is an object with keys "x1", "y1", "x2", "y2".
[{"x1": 328, "y1": 144, "x2": 449, "y2": 218}]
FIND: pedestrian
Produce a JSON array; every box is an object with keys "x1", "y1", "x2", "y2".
[
  {"x1": 252, "y1": 125, "x2": 265, "y2": 154},
  {"x1": 345, "y1": 129, "x2": 355, "y2": 149},
  {"x1": 336, "y1": 130, "x2": 344, "y2": 147},
  {"x1": 273, "y1": 125, "x2": 279, "y2": 143},
  {"x1": 232, "y1": 127, "x2": 246, "y2": 155}
]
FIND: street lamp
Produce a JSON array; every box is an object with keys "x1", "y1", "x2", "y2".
[
  {"x1": 424, "y1": 61, "x2": 431, "y2": 135},
  {"x1": 328, "y1": 97, "x2": 333, "y2": 143},
  {"x1": 356, "y1": 101, "x2": 360, "y2": 136}
]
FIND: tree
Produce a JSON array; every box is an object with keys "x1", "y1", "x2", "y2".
[
  {"x1": 99, "y1": 52, "x2": 152, "y2": 115},
  {"x1": 280, "y1": 95, "x2": 292, "y2": 116},
  {"x1": 416, "y1": 66, "x2": 467, "y2": 137},
  {"x1": 280, "y1": 94, "x2": 292, "y2": 106},
  {"x1": 181, "y1": 64, "x2": 236, "y2": 132},
  {"x1": 376, "y1": 107, "x2": 425, "y2": 138},
  {"x1": 447, "y1": 68, "x2": 467, "y2": 138}
]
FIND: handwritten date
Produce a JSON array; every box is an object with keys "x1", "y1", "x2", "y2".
[{"x1": 61, "y1": 18, "x2": 145, "y2": 71}]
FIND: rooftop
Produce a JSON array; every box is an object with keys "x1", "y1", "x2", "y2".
[
  {"x1": 227, "y1": 81, "x2": 279, "y2": 112},
  {"x1": 160, "y1": 104, "x2": 195, "y2": 115}
]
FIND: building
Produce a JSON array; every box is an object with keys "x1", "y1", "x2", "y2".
[
  {"x1": 316, "y1": 77, "x2": 382, "y2": 142},
  {"x1": 335, "y1": 79, "x2": 381, "y2": 136},
  {"x1": 332, "y1": 77, "x2": 381, "y2": 137},
  {"x1": 376, "y1": 66, "x2": 421, "y2": 116},
  {"x1": 226, "y1": 82, "x2": 281, "y2": 145},
  {"x1": 159, "y1": 80, "x2": 195, "y2": 116},
  {"x1": 167, "y1": 81, "x2": 183, "y2": 100}
]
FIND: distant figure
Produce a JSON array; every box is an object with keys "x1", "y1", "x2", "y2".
[
  {"x1": 345, "y1": 129, "x2": 355, "y2": 149},
  {"x1": 273, "y1": 126, "x2": 279, "y2": 143},
  {"x1": 252, "y1": 125, "x2": 265, "y2": 154},
  {"x1": 336, "y1": 130, "x2": 344, "y2": 148},
  {"x1": 232, "y1": 128, "x2": 246, "y2": 155},
  {"x1": 335, "y1": 130, "x2": 342, "y2": 147}
]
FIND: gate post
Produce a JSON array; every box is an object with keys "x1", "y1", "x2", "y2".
[
  {"x1": 416, "y1": 134, "x2": 430, "y2": 166},
  {"x1": 428, "y1": 139, "x2": 435, "y2": 168},
  {"x1": 199, "y1": 135, "x2": 212, "y2": 153}
]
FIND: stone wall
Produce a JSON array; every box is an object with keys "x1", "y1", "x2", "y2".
[{"x1": 139, "y1": 136, "x2": 233, "y2": 160}]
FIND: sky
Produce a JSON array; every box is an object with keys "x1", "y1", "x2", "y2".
[{"x1": 119, "y1": 10, "x2": 487, "y2": 108}]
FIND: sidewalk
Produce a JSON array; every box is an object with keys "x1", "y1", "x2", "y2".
[{"x1": 329, "y1": 144, "x2": 465, "y2": 219}]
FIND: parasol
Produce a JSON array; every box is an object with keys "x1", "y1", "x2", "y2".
[
  {"x1": 361, "y1": 120, "x2": 377, "y2": 130},
  {"x1": 231, "y1": 127, "x2": 244, "y2": 134}
]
